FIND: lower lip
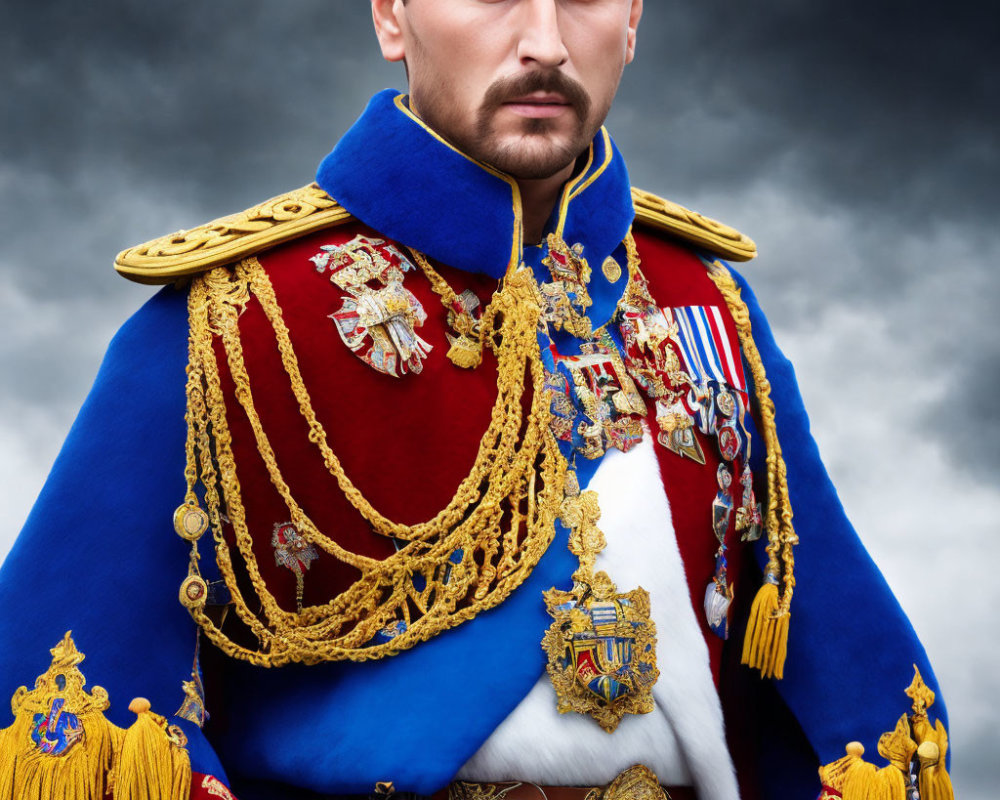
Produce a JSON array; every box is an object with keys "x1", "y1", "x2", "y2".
[{"x1": 503, "y1": 102, "x2": 571, "y2": 119}]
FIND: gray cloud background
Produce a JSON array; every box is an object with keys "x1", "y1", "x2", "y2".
[{"x1": 2, "y1": 2, "x2": 996, "y2": 795}]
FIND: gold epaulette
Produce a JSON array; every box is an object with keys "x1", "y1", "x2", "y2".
[
  {"x1": 114, "y1": 183, "x2": 352, "y2": 285},
  {"x1": 631, "y1": 187, "x2": 757, "y2": 262},
  {"x1": 114, "y1": 183, "x2": 755, "y2": 285}
]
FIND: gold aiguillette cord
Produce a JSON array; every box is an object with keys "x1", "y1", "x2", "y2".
[{"x1": 175, "y1": 259, "x2": 566, "y2": 667}]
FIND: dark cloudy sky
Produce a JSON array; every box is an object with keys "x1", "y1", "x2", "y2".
[{"x1": 2, "y1": 2, "x2": 996, "y2": 794}]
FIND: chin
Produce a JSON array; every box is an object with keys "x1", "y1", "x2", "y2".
[{"x1": 484, "y1": 133, "x2": 584, "y2": 181}]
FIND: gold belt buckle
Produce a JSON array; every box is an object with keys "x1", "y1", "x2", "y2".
[{"x1": 602, "y1": 765, "x2": 671, "y2": 800}]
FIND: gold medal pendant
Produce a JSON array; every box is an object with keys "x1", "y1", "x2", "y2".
[{"x1": 542, "y1": 475, "x2": 659, "y2": 733}]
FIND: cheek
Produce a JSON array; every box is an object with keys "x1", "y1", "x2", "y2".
[
  {"x1": 563, "y1": 12, "x2": 630, "y2": 92},
  {"x1": 408, "y1": 18, "x2": 504, "y2": 112}
]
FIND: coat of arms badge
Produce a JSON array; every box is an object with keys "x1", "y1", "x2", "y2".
[{"x1": 542, "y1": 479, "x2": 659, "y2": 733}]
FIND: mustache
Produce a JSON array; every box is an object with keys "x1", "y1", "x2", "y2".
[{"x1": 481, "y1": 70, "x2": 592, "y2": 118}]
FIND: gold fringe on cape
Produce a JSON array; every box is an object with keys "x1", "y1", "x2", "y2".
[
  {"x1": 818, "y1": 667, "x2": 953, "y2": 800},
  {"x1": 0, "y1": 634, "x2": 191, "y2": 800}
]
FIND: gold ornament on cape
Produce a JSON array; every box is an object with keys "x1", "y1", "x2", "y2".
[
  {"x1": 0, "y1": 633, "x2": 191, "y2": 800},
  {"x1": 818, "y1": 666, "x2": 954, "y2": 800},
  {"x1": 542, "y1": 479, "x2": 659, "y2": 733}
]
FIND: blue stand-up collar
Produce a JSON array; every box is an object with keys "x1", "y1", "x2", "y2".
[{"x1": 316, "y1": 89, "x2": 635, "y2": 301}]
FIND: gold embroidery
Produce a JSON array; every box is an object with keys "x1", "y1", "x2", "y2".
[
  {"x1": 179, "y1": 261, "x2": 567, "y2": 666},
  {"x1": 554, "y1": 332, "x2": 647, "y2": 460},
  {"x1": 315, "y1": 236, "x2": 433, "y2": 378},
  {"x1": 603, "y1": 765, "x2": 671, "y2": 800},
  {"x1": 541, "y1": 235, "x2": 594, "y2": 339},
  {"x1": 201, "y1": 775, "x2": 237, "y2": 799},
  {"x1": 115, "y1": 183, "x2": 351, "y2": 284},
  {"x1": 0, "y1": 633, "x2": 191, "y2": 800}
]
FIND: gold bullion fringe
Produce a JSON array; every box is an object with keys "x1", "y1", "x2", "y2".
[
  {"x1": 705, "y1": 261, "x2": 797, "y2": 680},
  {"x1": 0, "y1": 711, "x2": 120, "y2": 800},
  {"x1": 182, "y1": 259, "x2": 567, "y2": 666},
  {"x1": 111, "y1": 700, "x2": 191, "y2": 800}
]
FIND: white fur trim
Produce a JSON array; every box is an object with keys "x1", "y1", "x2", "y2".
[{"x1": 458, "y1": 433, "x2": 739, "y2": 799}]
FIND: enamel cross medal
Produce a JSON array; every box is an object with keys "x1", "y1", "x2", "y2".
[{"x1": 311, "y1": 235, "x2": 432, "y2": 377}]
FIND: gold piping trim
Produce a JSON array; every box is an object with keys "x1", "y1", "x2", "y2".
[
  {"x1": 631, "y1": 187, "x2": 757, "y2": 262},
  {"x1": 555, "y1": 142, "x2": 595, "y2": 238},
  {"x1": 554, "y1": 128, "x2": 614, "y2": 241},
  {"x1": 568, "y1": 128, "x2": 614, "y2": 202}
]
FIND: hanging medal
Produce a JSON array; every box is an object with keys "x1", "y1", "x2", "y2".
[
  {"x1": 272, "y1": 521, "x2": 319, "y2": 613},
  {"x1": 736, "y1": 463, "x2": 763, "y2": 542},
  {"x1": 705, "y1": 465, "x2": 735, "y2": 638},
  {"x1": 542, "y1": 471, "x2": 659, "y2": 733},
  {"x1": 615, "y1": 256, "x2": 770, "y2": 639}
]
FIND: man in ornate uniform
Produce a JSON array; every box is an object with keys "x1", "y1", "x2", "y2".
[{"x1": 0, "y1": 2, "x2": 952, "y2": 799}]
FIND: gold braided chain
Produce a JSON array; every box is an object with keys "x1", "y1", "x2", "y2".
[{"x1": 181, "y1": 258, "x2": 567, "y2": 666}]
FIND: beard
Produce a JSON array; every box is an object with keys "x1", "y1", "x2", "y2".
[{"x1": 414, "y1": 70, "x2": 604, "y2": 180}]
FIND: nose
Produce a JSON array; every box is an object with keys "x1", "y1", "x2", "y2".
[{"x1": 516, "y1": 0, "x2": 570, "y2": 68}]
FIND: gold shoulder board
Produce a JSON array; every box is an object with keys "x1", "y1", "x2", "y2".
[
  {"x1": 114, "y1": 183, "x2": 352, "y2": 285},
  {"x1": 631, "y1": 187, "x2": 757, "y2": 262}
]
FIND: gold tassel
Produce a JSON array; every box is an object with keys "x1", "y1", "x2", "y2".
[
  {"x1": 917, "y1": 741, "x2": 954, "y2": 800},
  {"x1": 446, "y1": 334, "x2": 483, "y2": 369},
  {"x1": 0, "y1": 724, "x2": 16, "y2": 798},
  {"x1": 872, "y1": 766, "x2": 907, "y2": 800},
  {"x1": 740, "y1": 574, "x2": 789, "y2": 679},
  {"x1": 822, "y1": 671, "x2": 953, "y2": 800},
  {"x1": 111, "y1": 698, "x2": 191, "y2": 800},
  {"x1": 818, "y1": 742, "x2": 866, "y2": 796},
  {"x1": 841, "y1": 758, "x2": 878, "y2": 800}
]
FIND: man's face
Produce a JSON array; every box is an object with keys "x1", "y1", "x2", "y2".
[{"x1": 373, "y1": 0, "x2": 643, "y2": 180}]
